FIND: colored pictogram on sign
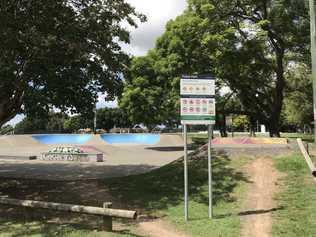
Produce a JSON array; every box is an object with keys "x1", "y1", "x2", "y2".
[{"x1": 180, "y1": 75, "x2": 215, "y2": 125}]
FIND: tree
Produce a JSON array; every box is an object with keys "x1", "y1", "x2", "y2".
[
  {"x1": 283, "y1": 63, "x2": 313, "y2": 131},
  {"x1": 233, "y1": 115, "x2": 250, "y2": 132},
  {"x1": 120, "y1": 13, "x2": 214, "y2": 128},
  {"x1": 64, "y1": 116, "x2": 82, "y2": 133},
  {"x1": 64, "y1": 114, "x2": 92, "y2": 133},
  {"x1": 97, "y1": 107, "x2": 131, "y2": 131},
  {"x1": 121, "y1": 1, "x2": 309, "y2": 136},
  {"x1": 0, "y1": 0, "x2": 145, "y2": 127},
  {"x1": 188, "y1": 0, "x2": 309, "y2": 136},
  {"x1": 14, "y1": 112, "x2": 69, "y2": 134},
  {"x1": 14, "y1": 117, "x2": 47, "y2": 134},
  {"x1": 119, "y1": 53, "x2": 173, "y2": 129}
]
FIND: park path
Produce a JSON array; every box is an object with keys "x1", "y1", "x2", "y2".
[
  {"x1": 240, "y1": 157, "x2": 282, "y2": 237},
  {"x1": 136, "y1": 219, "x2": 190, "y2": 237}
]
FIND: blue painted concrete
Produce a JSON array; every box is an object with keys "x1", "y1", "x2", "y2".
[
  {"x1": 32, "y1": 134, "x2": 92, "y2": 144},
  {"x1": 101, "y1": 134, "x2": 160, "y2": 145}
]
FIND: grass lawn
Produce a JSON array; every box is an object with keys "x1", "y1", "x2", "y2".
[
  {"x1": 189, "y1": 132, "x2": 314, "y2": 142},
  {"x1": 0, "y1": 221, "x2": 133, "y2": 237},
  {"x1": 0, "y1": 148, "x2": 250, "y2": 237},
  {"x1": 0, "y1": 212, "x2": 137, "y2": 237},
  {"x1": 280, "y1": 133, "x2": 314, "y2": 143},
  {"x1": 272, "y1": 154, "x2": 316, "y2": 237},
  {"x1": 105, "y1": 149, "x2": 250, "y2": 237}
]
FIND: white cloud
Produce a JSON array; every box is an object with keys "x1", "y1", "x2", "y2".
[
  {"x1": 104, "y1": 1, "x2": 187, "y2": 108},
  {"x1": 5, "y1": 114, "x2": 25, "y2": 127},
  {"x1": 123, "y1": 0, "x2": 187, "y2": 56},
  {"x1": 96, "y1": 93, "x2": 118, "y2": 109}
]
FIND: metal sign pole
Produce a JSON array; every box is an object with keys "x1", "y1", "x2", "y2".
[
  {"x1": 208, "y1": 124, "x2": 213, "y2": 219},
  {"x1": 180, "y1": 74, "x2": 216, "y2": 221},
  {"x1": 184, "y1": 124, "x2": 188, "y2": 221},
  {"x1": 93, "y1": 104, "x2": 97, "y2": 134}
]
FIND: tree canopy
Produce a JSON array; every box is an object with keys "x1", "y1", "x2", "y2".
[
  {"x1": 14, "y1": 108, "x2": 131, "y2": 134},
  {"x1": 0, "y1": 0, "x2": 145, "y2": 127},
  {"x1": 190, "y1": 0, "x2": 310, "y2": 136},
  {"x1": 283, "y1": 63, "x2": 313, "y2": 130},
  {"x1": 120, "y1": 0, "x2": 310, "y2": 136}
]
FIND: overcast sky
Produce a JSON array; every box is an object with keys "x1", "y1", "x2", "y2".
[
  {"x1": 7, "y1": 0, "x2": 187, "y2": 126},
  {"x1": 123, "y1": 0, "x2": 187, "y2": 56}
]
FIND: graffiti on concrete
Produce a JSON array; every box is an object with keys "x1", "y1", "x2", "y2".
[{"x1": 41, "y1": 146, "x2": 87, "y2": 161}]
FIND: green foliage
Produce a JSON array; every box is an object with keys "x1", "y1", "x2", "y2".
[
  {"x1": 15, "y1": 113, "x2": 68, "y2": 134},
  {"x1": 120, "y1": 0, "x2": 309, "y2": 136},
  {"x1": 120, "y1": 51, "x2": 180, "y2": 128},
  {"x1": 233, "y1": 115, "x2": 250, "y2": 131},
  {"x1": 63, "y1": 115, "x2": 92, "y2": 133},
  {"x1": 96, "y1": 107, "x2": 131, "y2": 131},
  {"x1": 283, "y1": 64, "x2": 313, "y2": 129},
  {"x1": 0, "y1": 0, "x2": 145, "y2": 126},
  {"x1": 190, "y1": 0, "x2": 309, "y2": 136},
  {"x1": 120, "y1": 12, "x2": 219, "y2": 128},
  {"x1": 15, "y1": 108, "x2": 130, "y2": 134}
]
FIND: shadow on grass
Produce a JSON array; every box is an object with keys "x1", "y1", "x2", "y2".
[
  {"x1": 213, "y1": 207, "x2": 284, "y2": 219},
  {"x1": 0, "y1": 179, "x2": 141, "y2": 236},
  {"x1": 104, "y1": 149, "x2": 249, "y2": 212},
  {"x1": 0, "y1": 145, "x2": 249, "y2": 235}
]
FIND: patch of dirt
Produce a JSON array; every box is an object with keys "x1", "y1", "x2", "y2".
[
  {"x1": 136, "y1": 219, "x2": 190, "y2": 237},
  {"x1": 240, "y1": 157, "x2": 283, "y2": 237}
]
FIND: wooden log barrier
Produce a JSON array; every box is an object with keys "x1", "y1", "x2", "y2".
[
  {"x1": 0, "y1": 197, "x2": 137, "y2": 231},
  {"x1": 297, "y1": 138, "x2": 316, "y2": 179}
]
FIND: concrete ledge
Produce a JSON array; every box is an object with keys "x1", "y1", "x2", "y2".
[
  {"x1": 41, "y1": 152, "x2": 103, "y2": 162},
  {"x1": 0, "y1": 155, "x2": 37, "y2": 161},
  {"x1": 212, "y1": 137, "x2": 288, "y2": 145}
]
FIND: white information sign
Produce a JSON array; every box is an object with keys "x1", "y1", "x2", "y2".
[
  {"x1": 180, "y1": 74, "x2": 215, "y2": 222},
  {"x1": 180, "y1": 75, "x2": 216, "y2": 125},
  {"x1": 181, "y1": 98, "x2": 215, "y2": 116},
  {"x1": 181, "y1": 79, "x2": 215, "y2": 96}
]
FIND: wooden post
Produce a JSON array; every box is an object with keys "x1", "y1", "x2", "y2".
[
  {"x1": 297, "y1": 138, "x2": 316, "y2": 181},
  {"x1": 0, "y1": 198, "x2": 137, "y2": 219},
  {"x1": 103, "y1": 202, "x2": 113, "y2": 231}
]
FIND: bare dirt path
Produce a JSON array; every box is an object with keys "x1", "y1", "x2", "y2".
[
  {"x1": 240, "y1": 157, "x2": 282, "y2": 237},
  {"x1": 136, "y1": 219, "x2": 190, "y2": 237}
]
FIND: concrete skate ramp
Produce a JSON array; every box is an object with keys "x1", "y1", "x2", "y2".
[
  {"x1": 0, "y1": 134, "x2": 185, "y2": 180},
  {"x1": 0, "y1": 135, "x2": 41, "y2": 147},
  {"x1": 212, "y1": 137, "x2": 287, "y2": 145},
  {"x1": 32, "y1": 134, "x2": 92, "y2": 144},
  {"x1": 101, "y1": 134, "x2": 160, "y2": 145},
  {"x1": 157, "y1": 134, "x2": 184, "y2": 146}
]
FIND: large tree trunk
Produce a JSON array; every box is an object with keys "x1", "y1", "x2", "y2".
[
  {"x1": 0, "y1": 85, "x2": 24, "y2": 128},
  {"x1": 249, "y1": 117, "x2": 256, "y2": 137},
  {"x1": 219, "y1": 114, "x2": 228, "y2": 137},
  {"x1": 269, "y1": 118, "x2": 281, "y2": 137},
  {"x1": 266, "y1": 27, "x2": 285, "y2": 138},
  {"x1": 0, "y1": 98, "x2": 23, "y2": 128}
]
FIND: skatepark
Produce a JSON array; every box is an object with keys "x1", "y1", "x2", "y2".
[
  {"x1": 0, "y1": 134, "x2": 185, "y2": 180},
  {"x1": 0, "y1": 134, "x2": 290, "y2": 180}
]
